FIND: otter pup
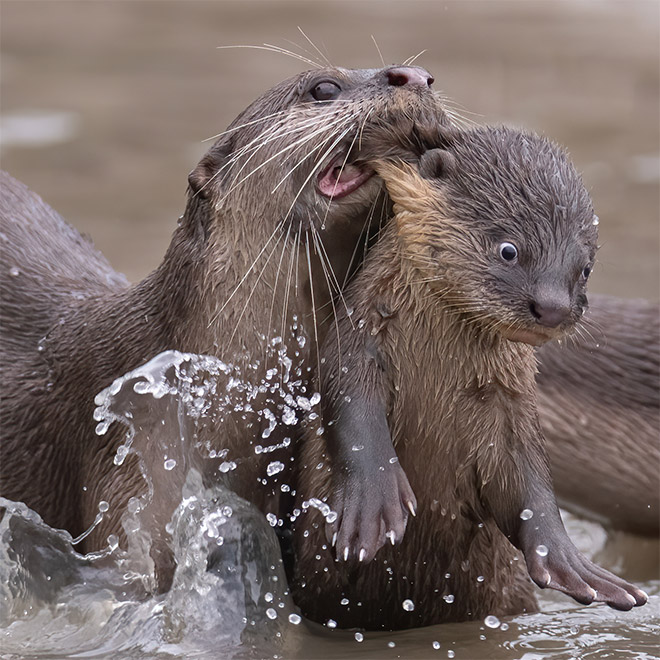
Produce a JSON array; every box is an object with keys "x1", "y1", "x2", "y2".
[
  {"x1": 292, "y1": 126, "x2": 648, "y2": 629},
  {"x1": 0, "y1": 65, "x2": 442, "y2": 587}
]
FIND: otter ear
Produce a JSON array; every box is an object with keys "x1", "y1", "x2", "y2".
[
  {"x1": 188, "y1": 140, "x2": 233, "y2": 199},
  {"x1": 419, "y1": 148, "x2": 455, "y2": 181}
]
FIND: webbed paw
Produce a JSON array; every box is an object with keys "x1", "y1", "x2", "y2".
[
  {"x1": 326, "y1": 459, "x2": 416, "y2": 564},
  {"x1": 524, "y1": 542, "x2": 648, "y2": 610}
]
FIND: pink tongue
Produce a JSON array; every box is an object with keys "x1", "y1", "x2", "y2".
[{"x1": 318, "y1": 162, "x2": 372, "y2": 199}]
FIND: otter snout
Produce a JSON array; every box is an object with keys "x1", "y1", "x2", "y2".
[
  {"x1": 529, "y1": 292, "x2": 572, "y2": 328},
  {"x1": 385, "y1": 66, "x2": 434, "y2": 89}
]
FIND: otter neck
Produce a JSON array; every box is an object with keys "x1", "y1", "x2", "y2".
[{"x1": 139, "y1": 194, "x2": 316, "y2": 365}]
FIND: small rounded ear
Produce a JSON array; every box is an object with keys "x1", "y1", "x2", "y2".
[
  {"x1": 419, "y1": 148, "x2": 456, "y2": 180},
  {"x1": 188, "y1": 140, "x2": 233, "y2": 199}
]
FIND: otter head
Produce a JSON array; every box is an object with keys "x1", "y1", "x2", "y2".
[
  {"x1": 186, "y1": 65, "x2": 445, "y2": 242},
  {"x1": 377, "y1": 126, "x2": 599, "y2": 346}
]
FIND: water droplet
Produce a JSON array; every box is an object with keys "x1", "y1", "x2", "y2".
[
  {"x1": 500, "y1": 623, "x2": 509, "y2": 631},
  {"x1": 341, "y1": 598, "x2": 349, "y2": 605},
  {"x1": 432, "y1": 641, "x2": 441, "y2": 650},
  {"x1": 9, "y1": 267, "x2": 19, "y2": 277},
  {"x1": 476, "y1": 575, "x2": 485, "y2": 583},
  {"x1": 266, "y1": 608, "x2": 277, "y2": 620},
  {"x1": 288, "y1": 613, "x2": 301, "y2": 625},
  {"x1": 266, "y1": 513, "x2": 278, "y2": 527},
  {"x1": 443, "y1": 594, "x2": 455, "y2": 604},
  {"x1": 326, "y1": 619, "x2": 337, "y2": 629},
  {"x1": 536, "y1": 544, "x2": 549, "y2": 557},
  {"x1": 592, "y1": 215, "x2": 600, "y2": 226},
  {"x1": 402, "y1": 598, "x2": 415, "y2": 611},
  {"x1": 107, "y1": 534, "x2": 119, "y2": 552},
  {"x1": 520, "y1": 508, "x2": 533, "y2": 520},
  {"x1": 448, "y1": 651, "x2": 455, "y2": 659},
  {"x1": 98, "y1": 501, "x2": 109, "y2": 513},
  {"x1": 164, "y1": 458, "x2": 176, "y2": 471},
  {"x1": 355, "y1": 632, "x2": 364, "y2": 642},
  {"x1": 264, "y1": 592, "x2": 274, "y2": 603},
  {"x1": 267, "y1": 461, "x2": 285, "y2": 476},
  {"x1": 484, "y1": 615, "x2": 500, "y2": 628},
  {"x1": 388, "y1": 641, "x2": 396, "y2": 648},
  {"x1": 218, "y1": 461, "x2": 237, "y2": 473}
]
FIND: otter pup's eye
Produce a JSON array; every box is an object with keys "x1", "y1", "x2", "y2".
[
  {"x1": 311, "y1": 81, "x2": 341, "y2": 101},
  {"x1": 582, "y1": 265, "x2": 592, "y2": 279},
  {"x1": 498, "y1": 242, "x2": 518, "y2": 262}
]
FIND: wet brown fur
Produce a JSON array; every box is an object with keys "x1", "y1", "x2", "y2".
[
  {"x1": 292, "y1": 128, "x2": 647, "y2": 629},
  {"x1": 0, "y1": 66, "x2": 445, "y2": 587}
]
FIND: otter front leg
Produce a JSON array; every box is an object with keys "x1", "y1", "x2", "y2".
[
  {"x1": 321, "y1": 332, "x2": 415, "y2": 563},
  {"x1": 480, "y1": 420, "x2": 648, "y2": 610}
]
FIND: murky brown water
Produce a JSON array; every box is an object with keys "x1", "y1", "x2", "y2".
[{"x1": 1, "y1": 1, "x2": 659, "y2": 658}]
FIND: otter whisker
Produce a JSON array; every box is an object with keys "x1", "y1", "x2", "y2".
[
  {"x1": 226, "y1": 222, "x2": 288, "y2": 349},
  {"x1": 271, "y1": 115, "x2": 357, "y2": 193},
  {"x1": 279, "y1": 225, "x2": 302, "y2": 349},
  {"x1": 310, "y1": 226, "x2": 345, "y2": 375},
  {"x1": 371, "y1": 35, "x2": 386, "y2": 67},
  {"x1": 305, "y1": 233, "x2": 322, "y2": 381},
  {"x1": 202, "y1": 108, "x2": 294, "y2": 143},
  {"x1": 342, "y1": 187, "x2": 385, "y2": 290},
  {"x1": 217, "y1": 44, "x2": 321, "y2": 69},
  {"x1": 220, "y1": 118, "x2": 354, "y2": 203},
  {"x1": 297, "y1": 27, "x2": 333, "y2": 67},
  {"x1": 266, "y1": 217, "x2": 295, "y2": 363},
  {"x1": 403, "y1": 49, "x2": 427, "y2": 66},
  {"x1": 281, "y1": 126, "x2": 355, "y2": 223},
  {"x1": 208, "y1": 218, "x2": 286, "y2": 327}
]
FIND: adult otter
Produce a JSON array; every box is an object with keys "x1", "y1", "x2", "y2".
[
  {"x1": 292, "y1": 127, "x2": 648, "y2": 629},
  {"x1": 536, "y1": 295, "x2": 660, "y2": 536},
  {"x1": 0, "y1": 65, "x2": 444, "y2": 587}
]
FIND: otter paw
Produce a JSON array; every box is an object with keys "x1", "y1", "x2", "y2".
[
  {"x1": 327, "y1": 461, "x2": 416, "y2": 564},
  {"x1": 525, "y1": 545, "x2": 648, "y2": 611}
]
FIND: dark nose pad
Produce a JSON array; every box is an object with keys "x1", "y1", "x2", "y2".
[
  {"x1": 529, "y1": 298, "x2": 571, "y2": 328},
  {"x1": 386, "y1": 66, "x2": 434, "y2": 88}
]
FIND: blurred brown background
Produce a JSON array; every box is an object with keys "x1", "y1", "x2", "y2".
[{"x1": 2, "y1": 0, "x2": 658, "y2": 298}]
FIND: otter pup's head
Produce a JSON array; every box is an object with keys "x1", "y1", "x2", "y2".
[
  {"x1": 376, "y1": 126, "x2": 599, "y2": 345},
  {"x1": 187, "y1": 66, "x2": 446, "y2": 236}
]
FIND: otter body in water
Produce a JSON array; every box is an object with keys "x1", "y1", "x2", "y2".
[
  {"x1": 292, "y1": 127, "x2": 648, "y2": 629},
  {"x1": 537, "y1": 294, "x2": 660, "y2": 536},
  {"x1": 0, "y1": 65, "x2": 443, "y2": 586}
]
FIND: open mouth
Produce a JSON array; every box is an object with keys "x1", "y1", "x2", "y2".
[{"x1": 317, "y1": 154, "x2": 374, "y2": 199}]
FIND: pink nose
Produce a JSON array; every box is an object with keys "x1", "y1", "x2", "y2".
[{"x1": 386, "y1": 66, "x2": 434, "y2": 88}]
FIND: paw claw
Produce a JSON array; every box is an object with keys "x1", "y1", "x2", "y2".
[
  {"x1": 407, "y1": 501, "x2": 416, "y2": 517},
  {"x1": 359, "y1": 548, "x2": 367, "y2": 562}
]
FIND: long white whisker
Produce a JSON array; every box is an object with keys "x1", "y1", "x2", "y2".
[
  {"x1": 371, "y1": 35, "x2": 386, "y2": 67},
  {"x1": 207, "y1": 219, "x2": 286, "y2": 328},
  {"x1": 297, "y1": 27, "x2": 333, "y2": 67},
  {"x1": 217, "y1": 44, "x2": 321, "y2": 69}
]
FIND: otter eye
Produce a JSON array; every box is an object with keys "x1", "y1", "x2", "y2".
[
  {"x1": 311, "y1": 81, "x2": 341, "y2": 101},
  {"x1": 498, "y1": 242, "x2": 518, "y2": 262},
  {"x1": 582, "y1": 265, "x2": 592, "y2": 279}
]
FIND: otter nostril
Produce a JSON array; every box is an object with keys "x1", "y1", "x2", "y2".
[
  {"x1": 530, "y1": 299, "x2": 571, "y2": 328},
  {"x1": 386, "y1": 66, "x2": 434, "y2": 88}
]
